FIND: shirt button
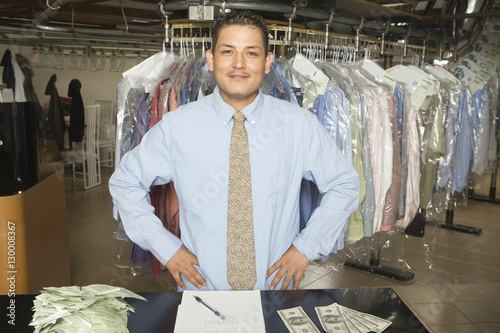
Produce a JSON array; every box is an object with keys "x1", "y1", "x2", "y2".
[
  {"x1": 251, "y1": 120, "x2": 255, "y2": 124},
  {"x1": 223, "y1": 121, "x2": 227, "y2": 125}
]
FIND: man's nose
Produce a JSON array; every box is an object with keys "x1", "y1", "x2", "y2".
[{"x1": 233, "y1": 52, "x2": 246, "y2": 69}]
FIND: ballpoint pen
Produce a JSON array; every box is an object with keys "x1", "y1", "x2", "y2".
[{"x1": 193, "y1": 295, "x2": 226, "y2": 320}]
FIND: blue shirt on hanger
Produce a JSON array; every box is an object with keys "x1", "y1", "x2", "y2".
[
  {"x1": 471, "y1": 84, "x2": 490, "y2": 175},
  {"x1": 109, "y1": 86, "x2": 360, "y2": 291},
  {"x1": 452, "y1": 88, "x2": 473, "y2": 192},
  {"x1": 262, "y1": 63, "x2": 299, "y2": 104}
]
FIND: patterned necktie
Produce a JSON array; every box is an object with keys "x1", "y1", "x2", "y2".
[{"x1": 227, "y1": 110, "x2": 257, "y2": 290}]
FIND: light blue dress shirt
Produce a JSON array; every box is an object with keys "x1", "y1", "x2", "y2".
[
  {"x1": 452, "y1": 88, "x2": 473, "y2": 192},
  {"x1": 471, "y1": 84, "x2": 490, "y2": 175},
  {"x1": 109, "y1": 86, "x2": 360, "y2": 291}
]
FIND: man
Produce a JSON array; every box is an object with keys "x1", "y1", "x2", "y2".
[{"x1": 109, "y1": 10, "x2": 359, "y2": 291}]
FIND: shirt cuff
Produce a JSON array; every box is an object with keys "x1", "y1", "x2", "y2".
[
  {"x1": 292, "y1": 236, "x2": 320, "y2": 262},
  {"x1": 147, "y1": 228, "x2": 183, "y2": 266}
]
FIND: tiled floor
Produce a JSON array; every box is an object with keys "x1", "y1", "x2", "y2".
[{"x1": 64, "y1": 167, "x2": 500, "y2": 332}]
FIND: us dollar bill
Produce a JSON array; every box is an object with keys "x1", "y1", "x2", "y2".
[
  {"x1": 278, "y1": 306, "x2": 320, "y2": 333},
  {"x1": 341, "y1": 307, "x2": 392, "y2": 332},
  {"x1": 315, "y1": 303, "x2": 352, "y2": 333}
]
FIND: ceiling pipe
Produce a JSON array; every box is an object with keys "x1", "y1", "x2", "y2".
[
  {"x1": 0, "y1": 38, "x2": 163, "y2": 52},
  {"x1": 118, "y1": 0, "x2": 129, "y2": 32},
  {"x1": 4, "y1": 17, "x2": 165, "y2": 35},
  {"x1": 325, "y1": 9, "x2": 335, "y2": 51},
  {"x1": 23, "y1": 0, "x2": 492, "y2": 52},
  {"x1": 351, "y1": 0, "x2": 422, "y2": 20},
  {"x1": 284, "y1": 3, "x2": 298, "y2": 46},
  {"x1": 67, "y1": 0, "x2": 108, "y2": 4},
  {"x1": 30, "y1": 0, "x2": 169, "y2": 45},
  {"x1": 98, "y1": 0, "x2": 159, "y2": 11},
  {"x1": 159, "y1": 2, "x2": 171, "y2": 43},
  {"x1": 380, "y1": 22, "x2": 390, "y2": 55},
  {"x1": 160, "y1": 0, "x2": 444, "y2": 41},
  {"x1": 29, "y1": 0, "x2": 465, "y2": 48},
  {"x1": 33, "y1": 0, "x2": 71, "y2": 26},
  {"x1": 33, "y1": 23, "x2": 164, "y2": 40},
  {"x1": 33, "y1": 0, "x2": 109, "y2": 26},
  {"x1": 346, "y1": 0, "x2": 500, "y2": 22},
  {"x1": 0, "y1": 27, "x2": 163, "y2": 43},
  {"x1": 420, "y1": 10, "x2": 500, "y2": 20},
  {"x1": 162, "y1": 0, "x2": 331, "y2": 21}
]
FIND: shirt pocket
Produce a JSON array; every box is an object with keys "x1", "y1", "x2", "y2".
[{"x1": 252, "y1": 159, "x2": 291, "y2": 208}]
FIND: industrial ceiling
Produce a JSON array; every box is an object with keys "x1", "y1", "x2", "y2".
[{"x1": 0, "y1": 0, "x2": 498, "y2": 57}]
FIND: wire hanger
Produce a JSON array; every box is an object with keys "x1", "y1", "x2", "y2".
[
  {"x1": 183, "y1": 37, "x2": 188, "y2": 58},
  {"x1": 331, "y1": 44, "x2": 337, "y2": 63},
  {"x1": 202, "y1": 36, "x2": 206, "y2": 58},
  {"x1": 342, "y1": 46, "x2": 348, "y2": 63}
]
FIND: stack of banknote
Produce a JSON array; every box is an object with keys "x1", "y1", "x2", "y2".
[
  {"x1": 30, "y1": 284, "x2": 146, "y2": 333},
  {"x1": 278, "y1": 303, "x2": 391, "y2": 333}
]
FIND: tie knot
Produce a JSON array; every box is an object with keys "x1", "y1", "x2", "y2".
[{"x1": 233, "y1": 111, "x2": 246, "y2": 124}]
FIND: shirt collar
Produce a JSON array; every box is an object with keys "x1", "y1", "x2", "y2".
[{"x1": 212, "y1": 86, "x2": 264, "y2": 128}]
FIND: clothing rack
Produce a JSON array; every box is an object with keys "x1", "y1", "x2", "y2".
[
  {"x1": 438, "y1": 76, "x2": 500, "y2": 235},
  {"x1": 439, "y1": 202, "x2": 483, "y2": 234},
  {"x1": 440, "y1": 127, "x2": 497, "y2": 234},
  {"x1": 344, "y1": 249, "x2": 415, "y2": 284},
  {"x1": 346, "y1": 52, "x2": 417, "y2": 285},
  {"x1": 169, "y1": 23, "x2": 458, "y2": 62}
]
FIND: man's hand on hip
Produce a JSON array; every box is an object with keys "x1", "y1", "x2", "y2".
[
  {"x1": 266, "y1": 245, "x2": 310, "y2": 291},
  {"x1": 165, "y1": 244, "x2": 207, "y2": 289}
]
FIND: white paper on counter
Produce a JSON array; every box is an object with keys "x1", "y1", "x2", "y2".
[{"x1": 173, "y1": 290, "x2": 266, "y2": 333}]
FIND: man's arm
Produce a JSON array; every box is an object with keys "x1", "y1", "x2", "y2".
[
  {"x1": 109, "y1": 119, "x2": 206, "y2": 289},
  {"x1": 268, "y1": 112, "x2": 360, "y2": 290},
  {"x1": 293, "y1": 113, "x2": 360, "y2": 261}
]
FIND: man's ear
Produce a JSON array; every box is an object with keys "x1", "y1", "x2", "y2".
[
  {"x1": 264, "y1": 51, "x2": 274, "y2": 74},
  {"x1": 206, "y1": 49, "x2": 214, "y2": 71}
]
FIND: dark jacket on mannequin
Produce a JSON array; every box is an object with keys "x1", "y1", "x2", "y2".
[
  {"x1": 68, "y1": 79, "x2": 85, "y2": 143},
  {"x1": 1, "y1": 49, "x2": 16, "y2": 93},
  {"x1": 45, "y1": 74, "x2": 65, "y2": 151},
  {"x1": 16, "y1": 54, "x2": 39, "y2": 103}
]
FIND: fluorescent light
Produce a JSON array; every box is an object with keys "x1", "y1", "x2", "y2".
[{"x1": 383, "y1": 3, "x2": 407, "y2": 8}]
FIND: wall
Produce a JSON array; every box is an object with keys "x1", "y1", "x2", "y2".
[{"x1": 0, "y1": 44, "x2": 138, "y2": 108}]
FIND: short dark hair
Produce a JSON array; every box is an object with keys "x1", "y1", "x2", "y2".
[{"x1": 212, "y1": 10, "x2": 269, "y2": 52}]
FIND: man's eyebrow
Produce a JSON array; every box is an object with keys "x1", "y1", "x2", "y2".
[
  {"x1": 218, "y1": 43, "x2": 263, "y2": 50},
  {"x1": 246, "y1": 45, "x2": 263, "y2": 50}
]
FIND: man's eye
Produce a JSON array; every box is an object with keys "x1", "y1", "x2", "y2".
[
  {"x1": 248, "y1": 52, "x2": 257, "y2": 56},
  {"x1": 222, "y1": 50, "x2": 232, "y2": 54}
]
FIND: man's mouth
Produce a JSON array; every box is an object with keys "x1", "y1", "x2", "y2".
[{"x1": 229, "y1": 73, "x2": 249, "y2": 79}]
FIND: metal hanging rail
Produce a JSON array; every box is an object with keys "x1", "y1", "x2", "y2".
[{"x1": 169, "y1": 23, "x2": 456, "y2": 61}]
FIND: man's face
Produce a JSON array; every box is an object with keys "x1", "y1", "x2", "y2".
[{"x1": 206, "y1": 25, "x2": 273, "y2": 111}]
